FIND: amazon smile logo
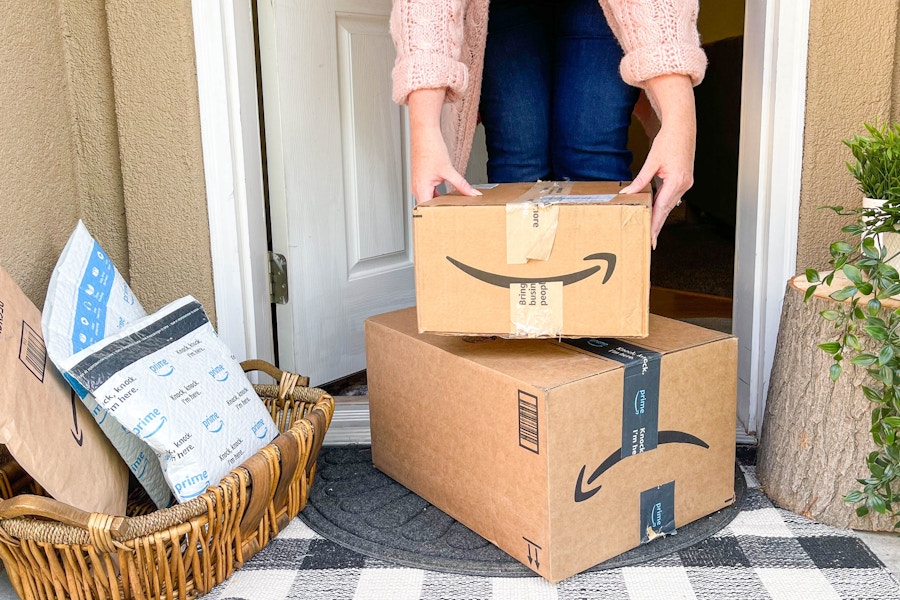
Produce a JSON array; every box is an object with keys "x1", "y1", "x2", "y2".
[
  {"x1": 446, "y1": 252, "x2": 617, "y2": 288},
  {"x1": 574, "y1": 431, "x2": 709, "y2": 503}
]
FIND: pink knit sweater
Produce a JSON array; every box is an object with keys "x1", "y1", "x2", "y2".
[{"x1": 390, "y1": 0, "x2": 707, "y2": 175}]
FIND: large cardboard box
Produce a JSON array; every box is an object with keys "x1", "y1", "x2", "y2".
[
  {"x1": 413, "y1": 181, "x2": 652, "y2": 338},
  {"x1": 366, "y1": 307, "x2": 737, "y2": 582},
  {"x1": 0, "y1": 265, "x2": 129, "y2": 514}
]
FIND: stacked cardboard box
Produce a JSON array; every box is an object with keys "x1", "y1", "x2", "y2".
[
  {"x1": 413, "y1": 181, "x2": 652, "y2": 338},
  {"x1": 365, "y1": 182, "x2": 737, "y2": 581}
]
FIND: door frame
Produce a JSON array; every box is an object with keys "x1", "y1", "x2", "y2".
[
  {"x1": 191, "y1": 0, "x2": 811, "y2": 438},
  {"x1": 733, "y1": 0, "x2": 811, "y2": 439},
  {"x1": 191, "y1": 0, "x2": 274, "y2": 367}
]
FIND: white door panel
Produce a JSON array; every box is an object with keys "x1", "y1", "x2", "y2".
[{"x1": 258, "y1": 0, "x2": 414, "y2": 385}]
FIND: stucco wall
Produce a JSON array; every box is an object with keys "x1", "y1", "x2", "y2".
[
  {"x1": 0, "y1": 2, "x2": 83, "y2": 305},
  {"x1": 106, "y1": 1, "x2": 215, "y2": 316},
  {"x1": 0, "y1": 0, "x2": 214, "y2": 320},
  {"x1": 59, "y1": 0, "x2": 129, "y2": 275},
  {"x1": 796, "y1": 1, "x2": 900, "y2": 271}
]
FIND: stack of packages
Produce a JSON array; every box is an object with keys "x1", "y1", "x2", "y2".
[
  {"x1": 0, "y1": 222, "x2": 279, "y2": 515},
  {"x1": 364, "y1": 182, "x2": 738, "y2": 582}
]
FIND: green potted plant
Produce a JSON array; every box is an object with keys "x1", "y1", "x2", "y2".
[{"x1": 805, "y1": 122, "x2": 900, "y2": 527}]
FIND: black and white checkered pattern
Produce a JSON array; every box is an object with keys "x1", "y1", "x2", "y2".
[{"x1": 206, "y1": 466, "x2": 900, "y2": 600}]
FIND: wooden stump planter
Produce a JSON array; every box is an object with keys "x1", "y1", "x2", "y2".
[{"x1": 757, "y1": 274, "x2": 895, "y2": 531}]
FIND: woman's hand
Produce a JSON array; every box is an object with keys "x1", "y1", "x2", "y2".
[
  {"x1": 408, "y1": 88, "x2": 480, "y2": 203},
  {"x1": 620, "y1": 74, "x2": 696, "y2": 249}
]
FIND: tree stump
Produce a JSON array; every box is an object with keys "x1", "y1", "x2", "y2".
[{"x1": 757, "y1": 275, "x2": 895, "y2": 531}]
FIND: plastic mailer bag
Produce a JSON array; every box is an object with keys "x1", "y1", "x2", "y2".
[
  {"x1": 42, "y1": 221, "x2": 171, "y2": 508},
  {"x1": 59, "y1": 296, "x2": 279, "y2": 503}
]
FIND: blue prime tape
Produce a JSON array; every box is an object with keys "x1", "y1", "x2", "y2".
[
  {"x1": 562, "y1": 338, "x2": 661, "y2": 458},
  {"x1": 640, "y1": 480, "x2": 676, "y2": 543}
]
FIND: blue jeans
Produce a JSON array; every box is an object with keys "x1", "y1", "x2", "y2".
[{"x1": 480, "y1": 0, "x2": 639, "y2": 182}]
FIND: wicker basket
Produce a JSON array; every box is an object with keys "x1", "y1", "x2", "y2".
[{"x1": 0, "y1": 359, "x2": 334, "y2": 600}]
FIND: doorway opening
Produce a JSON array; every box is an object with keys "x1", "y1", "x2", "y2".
[
  {"x1": 646, "y1": 1, "x2": 745, "y2": 331},
  {"x1": 464, "y1": 1, "x2": 746, "y2": 332}
]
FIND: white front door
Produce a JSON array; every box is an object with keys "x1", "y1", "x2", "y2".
[{"x1": 257, "y1": 0, "x2": 414, "y2": 385}]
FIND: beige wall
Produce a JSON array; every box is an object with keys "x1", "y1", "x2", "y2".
[
  {"x1": 106, "y1": 2, "x2": 214, "y2": 316},
  {"x1": 1, "y1": 2, "x2": 83, "y2": 305},
  {"x1": 0, "y1": 0, "x2": 214, "y2": 320},
  {"x1": 796, "y1": 1, "x2": 900, "y2": 270}
]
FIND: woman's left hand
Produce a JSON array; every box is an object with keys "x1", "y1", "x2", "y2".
[{"x1": 620, "y1": 74, "x2": 696, "y2": 249}]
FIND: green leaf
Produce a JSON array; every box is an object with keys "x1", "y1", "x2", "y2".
[
  {"x1": 843, "y1": 264, "x2": 864, "y2": 284},
  {"x1": 863, "y1": 237, "x2": 880, "y2": 258},
  {"x1": 866, "y1": 324, "x2": 891, "y2": 341},
  {"x1": 857, "y1": 505, "x2": 871, "y2": 517},
  {"x1": 852, "y1": 354, "x2": 879, "y2": 367},
  {"x1": 857, "y1": 282, "x2": 874, "y2": 295},
  {"x1": 820, "y1": 310, "x2": 841, "y2": 321},
  {"x1": 878, "y1": 283, "x2": 900, "y2": 299},
  {"x1": 883, "y1": 417, "x2": 900, "y2": 427},
  {"x1": 866, "y1": 316, "x2": 888, "y2": 328},
  {"x1": 862, "y1": 385, "x2": 884, "y2": 402},
  {"x1": 830, "y1": 363, "x2": 843, "y2": 381},
  {"x1": 880, "y1": 345, "x2": 895, "y2": 365},
  {"x1": 831, "y1": 241, "x2": 854, "y2": 256},
  {"x1": 845, "y1": 490, "x2": 866, "y2": 503},
  {"x1": 869, "y1": 298, "x2": 883, "y2": 314},
  {"x1": 804, "y1": 284, "x2": 818, "y2": 302},
  {"x1": 846, "y1": 333, "x2": 862, "y2": 351},
  {"x1": 830, "y1": 285, "x2": 859, "y2": 302},
  {"x1": 870, "y1": 494, "x2": 888, "y2": 514},
  {"x1": 818, "y1": 341, "x2": 841, "y2": 355},
  {"x1": 805, "y1": 268, "x2": 820, "y2": 283}
]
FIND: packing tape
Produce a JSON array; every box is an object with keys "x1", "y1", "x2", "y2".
[
  {"x1": 509, "y1": 281, "x2": 563, "y2": 337},
  {"x1": 505, "y1": 181, "x2": 573, "y2": 264},
  {"x1": 505, "y1": 203, "x2": 560, "y2": 264}
]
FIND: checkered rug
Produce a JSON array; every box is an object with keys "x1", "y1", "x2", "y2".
[{"x1": 206, "y1": 465, "x2": 900, "y2": 600}]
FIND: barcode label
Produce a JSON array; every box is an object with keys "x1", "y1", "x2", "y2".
[
  {"x1": 518, "y1": 390, "x2": 539, "y2": 454},
  {"x1": 19, "y1": 322, "x2": 46, "y2": 382}
]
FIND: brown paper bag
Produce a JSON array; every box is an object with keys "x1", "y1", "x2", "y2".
[{"x1": 0, "y1": 265, "x2": 128, "y2": 515}]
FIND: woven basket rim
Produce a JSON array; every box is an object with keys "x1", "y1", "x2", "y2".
[{"x1": 0, "y1": 385, "x2": 332, "y2": 545}]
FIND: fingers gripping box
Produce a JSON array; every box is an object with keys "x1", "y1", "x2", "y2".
[
  {"x1": 413, "y1": 181, "x2": 651, "y2": 338},
  {"x1": 366, "y1": 307, "x2": 737, "y2": 582}
]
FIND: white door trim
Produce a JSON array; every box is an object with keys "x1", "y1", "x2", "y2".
[
  {"x1": 193, "y1": 0, "x2": 812, "y2": 440},
  {"x1": 733, "y1": 0, "x2": 811, "y2": 437},
  {"x1": 191, "y1": 1, "x2": 274, "y2": 367}
]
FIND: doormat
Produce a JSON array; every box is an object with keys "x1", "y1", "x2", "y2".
[
  {"x1": 205, "y1": 446, "x2": 900, "y2": 600},
  {"x1": 298, "y1": 445, "x2": 746, "y2": 577}
]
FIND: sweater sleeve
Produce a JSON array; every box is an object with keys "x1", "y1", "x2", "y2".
[
  {"x1": 390, "y1": 0, "x2": 470, "y2": 105},
  {"x1": 599, "y1": 0, "x2": 707, "y2": 88}
]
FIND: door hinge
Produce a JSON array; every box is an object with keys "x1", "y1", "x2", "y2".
[{"x1": 268, "y1": 251, "x2": 289, "y2": 304}]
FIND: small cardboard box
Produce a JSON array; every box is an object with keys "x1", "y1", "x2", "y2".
[
  {"x1": 413, "y1": 181, "x2": 651, "y2": 338},
  {"x1": 366, "y1": 307, "x2": 737, "y2": 582}
]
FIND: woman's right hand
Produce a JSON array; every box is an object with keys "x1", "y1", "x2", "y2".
[{"x1": 408, "y1": 88, "x2": 480, "y2": 203}]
